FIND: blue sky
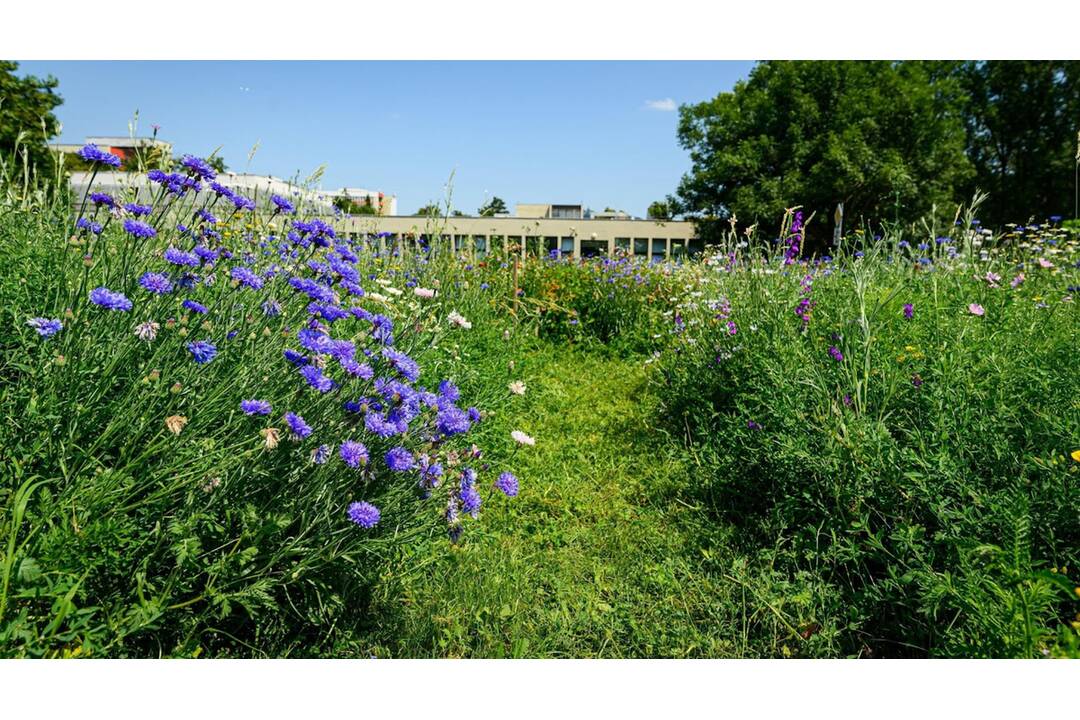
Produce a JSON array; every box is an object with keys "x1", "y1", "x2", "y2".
[{"x1": 17, "y1": 61, "x2": 754, "y2": 216}]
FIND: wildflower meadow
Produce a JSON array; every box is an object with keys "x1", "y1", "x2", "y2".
[{"x1": 1, "y1": 141, "x2": 1078, "y2": 659}]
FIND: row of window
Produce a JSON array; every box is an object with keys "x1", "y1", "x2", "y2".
[{"x1": 342, "y1": 233, "x2": 707, "y2": 260}]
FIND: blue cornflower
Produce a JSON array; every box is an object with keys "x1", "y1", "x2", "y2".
[
  {"x1": 230, "y1": 266, "x2": 265, "y2": 290},
  {"x1": 89, "y1": 286, "x2": 132, "y2": 312},
  {"x1": 76, "y1": 217, "x2": 103, "y2": 234},
  {"x1": 371, "y1": 314, "x2": 394, "y2": 345},
  {"x1": 284, "y1": 349, "x2": 309, "y2": 366},
  {"x1": 285, "y1": 412, "x2": 312, "y2": 438},
  {"x1": 495, "y1": 472, "x2": 519, "y2": 497},
  {"x1": 90, "y1": 192, "x2": 116, "y2": 207},
  {"x1": 828, "y1": 346, "x2": 844, "y2": 363},
  {"x1": 438, "y1": 380, "x2": 460, "y2": 403},
  {"x1": 180, "y1": 155, "x2": 217, "y2": 181},
  {"x1": 187, "y1": 340, "x2": 218, "y2": 364},
  {"x1": 124, "y1": 202, "x2": 153, "y2": 216},
  {"x1": 382, "y1": 348, "x2": 420, "y2": 382},
  {"x1": 139, "y1": 271, "x2": 173, "y2": 295},
  {"x1": 365, "y1": 412, "x2": 402, "y2": 438},
  {"x1": 436, "y1": 406, "x2": 471, "y2": 436},
  {"x1": 123, "y1": 219, "x2": 157, "y2": 239},
  {"x1": 347, "y1": 501, "x2": 380, "y2": 529},
  {"x1": 77, "y1": 143, "x2": 121, "y2": 167},
  {"x1": 164, "y1": 247, "x2": 201, "y2": 267},
  {"x1": 385, "y1": 447, "x2": 415, "y2": 472},
  {"x1": 196, "y1": 208, "x2": 218, "y2": 225},
  {"x1": 26, "y1": 317, "x2": 62, "y2": 338},
  {"x1": 182, "y1": 299, "x2": 209, "y2": 314},
  {"x1": 240, "y1": 399, "x2": 272, "y2": 416},
  {"x1": 262, "y1": 299, "x2": 282, "y2": 317},
  {"x1": 270, "y1": 194, "x2": 295, "y2": 214},
  {"x1": 300, "y1": 364, "x2": 336, "y2": 393},
  {"x1": 339, "y1": 440, "x2": 369, "y2": 468},
  {"x1": 312, "y1": 444, "x2": 332, "y2": 465},
  {"x1": 460, "y1": 472, "x2": 482, "y2": 517}
]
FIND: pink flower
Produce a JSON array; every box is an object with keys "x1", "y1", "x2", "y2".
[
  {"x1": 414, "y1": 287, "x2": 436, "y2": 299},
  {"x1": 1037, "y1": 258, "x2": 1054, "y2": 269},
  {"x1": 1010, "y1": 273, "x2": 1025, "y2": 288},
  {"x1": 968, "y1": 303, "x2": 985, "y2": 316}
]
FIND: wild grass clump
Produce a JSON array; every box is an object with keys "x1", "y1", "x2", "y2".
[
  {"x1": 652, "y1": 214, "x2": 1080, "y2": 657},
  {"x1": 0, "y1": 151, "x2": 523, "y2": 657}
]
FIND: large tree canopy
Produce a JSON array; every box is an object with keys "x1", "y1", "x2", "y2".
[
  {"x1": 671, "y1": 61, "x2": 1080, "y2": 241},
  {"x1": 0, "y1": 61, "x2": 63, "y2": 176},
  {"x1": 951, "y1": 61, "x2": 1080, "y2": 226},
  {"x1": 669, "y1": 61, "x2": 975, "y2": 241}
]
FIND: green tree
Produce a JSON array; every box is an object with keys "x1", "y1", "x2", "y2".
[
  {"x1": 477, "y1": 196, "x2": 508, "y2": 216},
  {"x1": 415, "y1": 203, "x2": 442, "y2": 217},
  {"x1": 647, "y1": 200, "x2": 672, "y2": 220},
  {"x1": 0, "y1": 61, "x2": 63, "y2": 176},
  {"x1": 948, "y1": 61, "x2": 1080, "y2": 224},
  {"x1": 670, "y1": 61, "x2": 972, "y2": 244}
]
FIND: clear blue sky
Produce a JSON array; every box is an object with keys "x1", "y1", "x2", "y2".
[{"x1": 17, "y1": 61, "x2": 754, "y2": 216}]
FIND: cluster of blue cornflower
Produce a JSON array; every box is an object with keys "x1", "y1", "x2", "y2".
[{"x1": 42, "y1": 155, "x2": 519, "y2": 542}]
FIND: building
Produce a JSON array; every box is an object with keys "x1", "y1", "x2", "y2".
[
  {"x1": 516, "y1": 203, "x2": 585, "y2": 220},
  {"x1": 51, "y1": 136, "x2": 173, "y2": 165},
  {"x1": 323, "y1": 187, "x2": 398, "y2": 216},
  {"x1": 334, "y1": 214, "x2": 703, "y2": 262}
]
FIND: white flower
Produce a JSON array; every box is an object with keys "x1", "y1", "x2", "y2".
[
  {"x1": 511, "y1": 430, "x2": 535, "y2": 446},
  {"x1": 368, "y1": 292, "x2": 390, "y2": 303},
  {"x1": 386, "y1": 287, "x2": 403, "y2": 296},
  {"x1": 414, "y1": 287, "x2": 436, "y2": 299},
  {"x1": 508, "y1": 381, "x2": 527, "y2": 396},
  {"x1": 134, "y1": 320, "x2": 160, "y2": 341},
  {"x1": 448, "y1": 310, "x2": 472, "y2": 329}
]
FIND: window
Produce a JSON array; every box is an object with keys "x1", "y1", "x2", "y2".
[
  {"x1": 560, "y1": 237, "x2": 575, "y2": 257},
  {"x1": 615, "y1": 237, "x2": 631, "y2": 253},
  {"x1": 633, "y1": 238, "x2": 649, "y2": 255},
  {"x1": 651, "y1": 239, "x2": 667, "y2": 261},
  {"x1": 551, "y1": 205, "x2": 583, "y2": 219}
]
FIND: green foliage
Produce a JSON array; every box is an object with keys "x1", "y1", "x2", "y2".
[
  {"x1": 650, "y1": 220, "x2": 1080, "y2": 657},
  {"x1": 647, "y1": 200, "x2": 671, "y2": 220},
  {"x1": 477, "y1": 196, "x2": 508, "y2": 217},
  {"x1": 671, "y1": 61, "x2": 972, "y2": 246},
  {"x1": 951, "y1": 61, "x2": 1080, "y2": 226},
  {"x1": 0, "y1": 61, "x2": 63, "y2": 180},
  {"x1": 333, "y1": 194, "x2": 377, "y2": 215}
]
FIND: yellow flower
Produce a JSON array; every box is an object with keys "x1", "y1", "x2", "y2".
[{"x1": 1071, "y1": 449, "x2": 1080, "y2": 463}]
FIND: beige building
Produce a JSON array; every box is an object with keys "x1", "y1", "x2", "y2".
[{"x1": 335, "y1": 214, "x2": 703, "y2": 261}]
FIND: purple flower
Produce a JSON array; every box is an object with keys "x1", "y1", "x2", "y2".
[
  {"x1": 911, "y1": 373, "x2": 924, "y2": 388},
  {"x1": 828, "y1": 346, "x2": 844, "y2": 363},
  {"x1": 77, "y1": 143, "x2": 121, "y2": 167},
  {"x1": 347, "y1": 501, "x2": 380, "y2": 529},
  {"x1": 164, "y1": 247, "x2": 201, "y2": 268},
  {"x1": 124, "y1": 202, "x2": 153, "y2": 216},
  {"x1": 382, "y1": 348, "x2": 421, "y2": 382},
  {"x1": 385, "y1": 446, "x2": 415, "y2": 472},
  {"x1": 89, "y1": 192, "x2": 115, "y2": 207},
  {"x1": 340, "y1": 440, "x2": 369, "y2": 468},
  {"x1": 285, "y1": 412, "x2": 312, "y2": 438},
  {"x1": 495, "y1": 472, "x2": 519, "y2": 497},
  {"x1": 187, "y1": 340, "x2": 218, "y2": 364},
  {"x1": 436, "y1": 406, "x2": 471, "y2": 436},
  {"x1": 240, "y1": 399, "x2": 272, "y2": 415},
  {"x1": 180, "y1": 155, "x2": 217, "y2": 182},
  {"x1": 139, "y1": 271, "x2": 173, "y2": 295},
  {"x1": 747, "y1": 420, "x2": 761, "y2": 431},
  {"x1": 89, "y1": 286, "x2": 132, "y2": 312},
  {"x1": 123, "y1": 219, "x2": 157, "y2": 239},
  {"x1": 270, "y1": 194, "x2": 295, "y2": 214},
  {"x1": 27, "y1": 317, "x2": 62, "y2": 338},
  {"x1": 182, "y1": 299, "x2": 208, "y2": 314},
  {"x1": 903, "y1": 303, "x2": 914, "y2": 319},
  {"x1": 300, "y1": 364, "x2": 336, "y2": 393},
  {"x1": 312, "y1": 444, "x2": 332, "y2": 465},
  {"x1": 230, "y1": 266, "x2": 264, "y2": 290},
  {"x1": 76, "y1": 217, "x2": 103, "y2": 234}
]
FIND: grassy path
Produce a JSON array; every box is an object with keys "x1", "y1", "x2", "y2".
[{"x1": 365, "y1": 346, "x2": 739, "y2": 658}]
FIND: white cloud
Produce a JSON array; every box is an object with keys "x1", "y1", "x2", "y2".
[{"x1": 644, "y1": 98, "x2": 677, "y2": 112}]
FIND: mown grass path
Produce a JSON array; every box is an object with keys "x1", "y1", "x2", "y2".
[{"x1": 365, "y1": 346, "x2": 738, "y2": 658}]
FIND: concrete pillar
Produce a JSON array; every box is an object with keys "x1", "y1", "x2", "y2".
[
  {"x1": 665, "y1": 238, "x2": 672, "y2": 261},
  {"x1": 573, "y1": 235, "x2": 581, "y2": 260}
]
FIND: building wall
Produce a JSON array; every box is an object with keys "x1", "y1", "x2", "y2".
[{"x1": 334, "y1": 215, "x2": 703, "y2": 261}]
